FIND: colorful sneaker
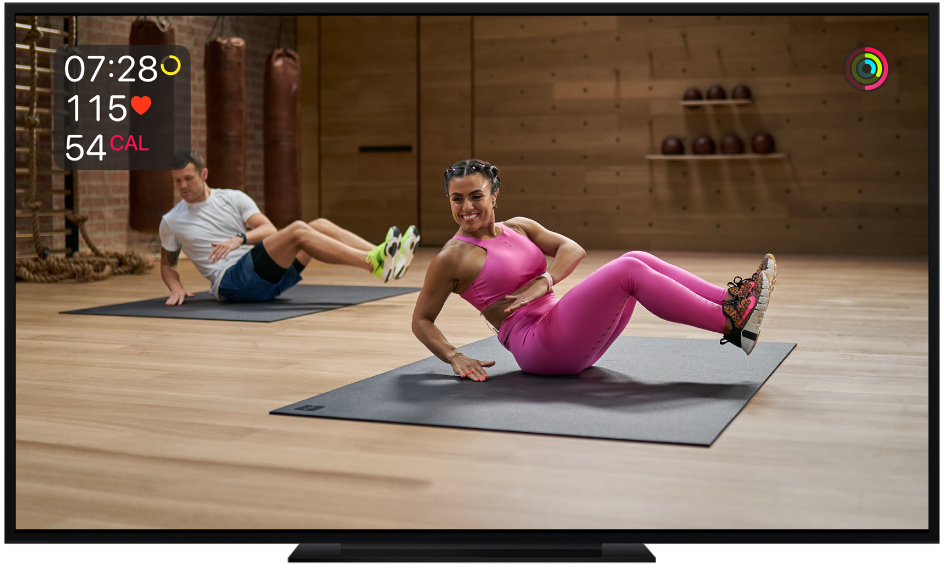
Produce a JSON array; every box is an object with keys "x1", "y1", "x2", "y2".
[
  {"x1": 366, "y1": 226, "x2": 401, "y2": 283},
  {"x1": 726, "y1": 254, "x2": 778, "y2": 298},
  {"x1": 726, "y1": 274, "x2": 758, "y2": 299},
  {"x1": 758, "y1": 253, "x2": 777, "y2": 291},
  {"x1": 393, "y1": 224, "x2": 420, "y2": 279},
  {"x1": 721, "y1": 270, "x2": 771, "y2": 355}
]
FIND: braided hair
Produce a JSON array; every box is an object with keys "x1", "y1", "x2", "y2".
[{"x1": 442, "y1": 159, "x2": 500, "y2": 195}]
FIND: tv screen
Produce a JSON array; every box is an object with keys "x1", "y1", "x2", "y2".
[{"x1": 6, "y1": 2, "x2": 939, "y2": 569}]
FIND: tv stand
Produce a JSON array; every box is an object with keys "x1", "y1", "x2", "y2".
[{"x1": 289, "y1": 543, "x2": 655, "y2": 562}]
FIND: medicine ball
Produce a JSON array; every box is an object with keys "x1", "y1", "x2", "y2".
[
  {"x1": 731, "y1": 84, "x2": 752, "y2": 100},
  {"x1": 751, "y1": 132, "x2": 776, "y2": 154},
  {"x1": 692, "y1": 135, "x2": 716, "y2": 155},
  {"x1": 720, "y1": 133, "x2": 744, "y2": 154},
  {"x1": 683, "y1": 87, "x2": 703, "y2": 101},
  {"x1": 706, "y1": 85, "x2": 727, "y2": 100},
  {"x1": 661, "y1": 136, "x2": 685, "y2": 155}
]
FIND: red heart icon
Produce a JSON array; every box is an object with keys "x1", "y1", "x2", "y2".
[{"x1": 131, "y1": 96, "x2": 151, "y2": 115}]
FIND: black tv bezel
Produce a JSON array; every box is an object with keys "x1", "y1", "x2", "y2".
[{"x1": 5, "y1": 1, "x2": 939, "y2": 547}]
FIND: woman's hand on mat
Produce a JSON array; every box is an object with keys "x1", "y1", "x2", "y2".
[
  {"x1": 166, "y1": 286, "x2": 194, "y2": 305},
  {"x1": 503, "y1": 279, "x2": 551, "y2": 313},
  {"x1": 451, "y1": 354, "x2": 495, "y2": 382},
  {"x1": 209, "y1": 237, "x2": 241, "y2": 263}
]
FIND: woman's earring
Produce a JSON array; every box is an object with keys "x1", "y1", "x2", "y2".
[{"x1": 493, "y1": 201, "x2": 498, "y2": 209}]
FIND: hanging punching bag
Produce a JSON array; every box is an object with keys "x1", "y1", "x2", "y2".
[
  {"x1": 263, "y1": 48, "x2": 301, "y2": 228},
  {"x1": 205, "y1": 37, "x2": 246, "y2": 192},
  {"x1": 128, "y1": 17, "x2": 175, "y2": 232}
]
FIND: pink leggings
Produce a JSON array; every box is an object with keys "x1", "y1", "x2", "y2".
[{"x1": 500, "y1": 251, "x2": 728, "y2": 375}]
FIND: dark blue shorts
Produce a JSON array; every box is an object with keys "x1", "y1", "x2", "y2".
[{"x1": 218, "y1": 243, "x2": 304, "y2": 302}]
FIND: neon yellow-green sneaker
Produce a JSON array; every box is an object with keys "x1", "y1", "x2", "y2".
[
  {"x1": 393, "y1": 225, "x2": 420, "y2": 279},
  {"x1": 366, "y1": 226, "x2": 401, "y2": 283}
]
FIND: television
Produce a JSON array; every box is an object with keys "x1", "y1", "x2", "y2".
[{"x1": 6, "y1": 2, "x2": 939, "y2": 569}]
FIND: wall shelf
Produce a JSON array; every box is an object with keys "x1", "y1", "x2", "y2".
[
  {"x1": 646, "y1": 153, "x2": 787, "y2": 161},
  {"x1": 680, "y1": 99, "x2": 753, "y2": 107}
]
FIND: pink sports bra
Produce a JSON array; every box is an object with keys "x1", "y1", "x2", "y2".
[{"x1": 453, "y1": 223, "x2": 548, "y2": 313}]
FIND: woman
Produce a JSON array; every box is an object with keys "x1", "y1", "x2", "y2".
[{"x1": 412, "y1": 159, "x2": 776, "y2": 381}]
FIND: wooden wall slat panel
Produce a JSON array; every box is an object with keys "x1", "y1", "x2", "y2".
[
  {"x1": 419, "y1": 16, "x2": 473, "y2": 245},
  {"x1": 471, "y1": 15, "x2": 929, "y2": 254},
  {"x1": 320, "y1": 16, "x2": 418, "y2": 240},
  {"x1": 474, "y1": 16, "x2": 618, "y2": 40},
  {"x1": 301, "y1": 15, "x2": 928, "y2": 253},
  {"x1": 298, "y1": 16, "x2": 320, "y2": 222}
]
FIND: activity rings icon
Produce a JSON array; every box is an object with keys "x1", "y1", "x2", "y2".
[
  {"x1": 161, "y1": 55, "x2": 181, "y2": 76},
  {"x1": 844, "y1": 47, "x2": 888, "y2": 91}
]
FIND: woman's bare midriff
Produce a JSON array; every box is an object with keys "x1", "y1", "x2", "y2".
[
  {"x1": 481, "y1": 296, "x2": 516, "y2": 331},
  {"x1": 482, "y1": 291, "x2": 554, "y2": 332}
]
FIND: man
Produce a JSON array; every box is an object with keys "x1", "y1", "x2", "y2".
[{"x1": 159, "y1": 150, "x2": 419, "y2": 305}]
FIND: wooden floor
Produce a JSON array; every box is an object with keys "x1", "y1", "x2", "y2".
[{"x1": 15, "y1": 249, "x2": 929, "y2": 529}]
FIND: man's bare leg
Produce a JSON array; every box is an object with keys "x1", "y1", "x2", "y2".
[
  {"x1": 261, "y1": 221, "x2": 372, "y2": 271},
  {"x1": 295, "y1": 218, "x2": 377, "y2": 266},
  {"x1": 308, "y1": 218, "x2": 375, "y2": 250}
]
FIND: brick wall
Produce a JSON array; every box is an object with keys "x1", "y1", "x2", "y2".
[{"x1": 69, "y1": 15, "x2": 297, "y2": 253}]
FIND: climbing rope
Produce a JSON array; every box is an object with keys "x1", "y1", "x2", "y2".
[{"x1": 24, "y1": 16, "x2": 45, "y2": 258}]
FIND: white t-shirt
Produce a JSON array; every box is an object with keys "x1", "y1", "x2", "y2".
[{"x1": 159, "y1": 188, "x2": 260, "y2": 300}]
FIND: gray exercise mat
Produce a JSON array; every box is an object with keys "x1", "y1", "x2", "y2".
[
  {"x1": 272, "y1": 336, "x2": 795, "y2": 446},
  {"x1": 61, "y1": 284, "x2": 420, "y2": 322}
]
